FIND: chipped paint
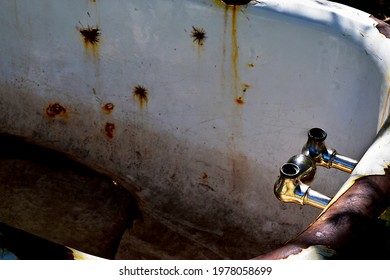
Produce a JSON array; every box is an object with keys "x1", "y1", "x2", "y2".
[
  {"x1": 102, "y1": 102, "x2": 115, "y2": 114},
  {"x1": 191, "y1": 26, "x2": 207, "y2": 46},
  {"x1": 133, "y1": 85, "x2": 148, "y2": 110},
  {"x1": 77, "y1": 24, "x2": 101, "y2": 59},
  {"x1": 285, "y1": 245, "x2": 336, "y2": 260},
  {"x1": 46, "y1": 103, "x2": 67, "y2": 119},
  {"x1": 379, "y1": 87, "x2": 390, "y2": 128}
]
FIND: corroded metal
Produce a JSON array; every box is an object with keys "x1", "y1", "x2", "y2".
[{"x1": 256, "y1": 116, "x2": 390, "y2": 260}]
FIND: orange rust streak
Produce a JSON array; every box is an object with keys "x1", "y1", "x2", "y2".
[{"x1": 231, "y1": 6, "x2": 239, "y2": 84}]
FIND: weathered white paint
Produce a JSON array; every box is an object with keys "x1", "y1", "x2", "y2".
[{"x1": 0, "y1": 0, "x2": 389, "y2": 258}]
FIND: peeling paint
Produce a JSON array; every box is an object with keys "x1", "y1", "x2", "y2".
[{"x1": 379, "y1": 87, "x2": 390, "y2": 128}]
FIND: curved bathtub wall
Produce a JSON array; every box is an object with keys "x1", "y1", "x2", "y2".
[{"x1": 0, "y1": 0, "x2": 389, "y2": 258}]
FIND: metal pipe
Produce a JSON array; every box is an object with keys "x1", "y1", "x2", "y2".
[
  {"x1": 302, "y1": 128, "x2": 358, "y2": 173},
  {"x1": 274, "y1": 155, "x2": 331, "y2": 209}
]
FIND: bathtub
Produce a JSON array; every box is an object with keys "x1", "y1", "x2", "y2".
[{"x1": 0, "y1": 0, "x2": 389, "y2": 259}]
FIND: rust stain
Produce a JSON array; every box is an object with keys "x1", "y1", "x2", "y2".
[
  {"x1": 78, "y1": 25, "x2": 100, "y2": 45},
  {"x1": 133, "y1": 85, "x2": 148, "y2": 109},
  {"x1": 191, "y1": 26, "x2": 207, "y2": 60},
  {"x1": 198, "y1": 172, "x2": 215, "y2": 192},
  {"x1": 104, "y1": 122, "x2": 115, "y2": 139},
  {"x1": 247, "y1": 63, "x2": 255, "y2": 68},
  {"x1": 213, "y1": 0, "x2": 227, "y2": 8},
  {"x1": 235, "y1": 96, "x2": 244, "y2": 105},
  {"x1": 46, "y1": 103, "x2": 67, "y2": 119},
  {"x1": 102, "y1": 102, "x2": 115, "y2": 114},
  {"x1": 77, "y1": 25, "x2": 101, "y2": 58},
  {"x1": 232, "y1": 6, "x2": 239, "y2": 83},
  {"x1": 221, "y1": 4, "x2": 246, "y2": 106},
  {"x1": 231, "y1": 6, "x2": 243, "y2": 105},
  {"x1": 191, "y1": 26, "x2": 207, "y2": 46},
  {"x1": 236, "y1": 84, "x2": 250, "y2": 105}
]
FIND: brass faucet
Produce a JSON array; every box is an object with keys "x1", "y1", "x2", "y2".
[{"x1": 274, "y1": 128, "x2": 358, "y2": 209}]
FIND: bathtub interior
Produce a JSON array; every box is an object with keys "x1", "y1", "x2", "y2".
[{"x1": 0, "y1": 0, "x2": 388, "y2": 259}]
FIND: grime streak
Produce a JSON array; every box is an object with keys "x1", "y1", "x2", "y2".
[{"x1": 104, "y1": 122, "x2": 115, "y2": 139}]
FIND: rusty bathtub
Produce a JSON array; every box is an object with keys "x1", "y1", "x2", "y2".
[{"x1": 0, "y1": 0, "x2": 390, "y2": 259}]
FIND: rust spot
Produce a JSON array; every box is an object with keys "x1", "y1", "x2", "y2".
[
  {"x1": 247, "y1": 63, "x2": 255, "y2": 68},
  {"x1": 235, "y1": 84, "x2": 250, "y2": 105},
  {"x1": 104, "y1": 122, "x2": 115, "y2": 139},
  {"x1": 46, "y1": 103, "x2": 67, "y2": 118},
  {"x1": 78, "y1": 25, "x2": 100, "y2": 46},
  {"x1": 235, "y1": 96, "x2": 244, "y2": 105},
  {"x1": 242, "y1": 83, "x2": 250, "y2": 89},
  {"x1": 191, "y1": 26, "x2": 207, "y2": 46},
  {"x1": 102, "y1": 102, "x2": 115, "y2": 114},
  {"x1": 133, "y1": 85, "x2": 148, "y2": 109},
  {"x1": 202, "y1": 172, "x2": 208, "y2": 180}
]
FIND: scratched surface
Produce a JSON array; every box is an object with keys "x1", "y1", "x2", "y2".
[{"x1": 0, "y1": 0, "x2": 389, "y2": 259}]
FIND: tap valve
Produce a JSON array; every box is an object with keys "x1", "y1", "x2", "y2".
[
  {"x1": 302, "y1": 128, "x2": 357, "y2": 173},
  {"x1": 274, "y1": 128, "x2": 358, "y2": 209},
  {"x1": 274, "y1": 155, "x2": 331, "y2": 209}
]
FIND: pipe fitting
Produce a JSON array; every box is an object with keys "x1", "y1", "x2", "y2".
[
  {"x1": 274, "y1": 155, "x2": 331, "y2": 209},
  {"x1": 302, "y1": 128, "x2": 357, "y2": 173}
]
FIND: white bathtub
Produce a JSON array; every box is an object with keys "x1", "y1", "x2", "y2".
[{"x1": 0, "y1": 0, "x2": 390, "y2": 258}]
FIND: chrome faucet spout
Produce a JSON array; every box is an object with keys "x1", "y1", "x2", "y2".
[
  {"x1": 302, "y1": 128, "x2": 358, "y2": 173},
  {"x1": 274, "y1": 156, "x2": 331, "y2": 209}
]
